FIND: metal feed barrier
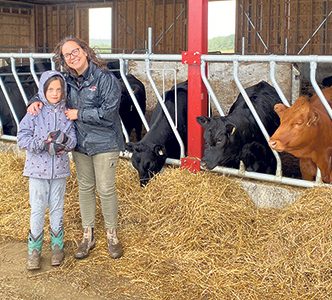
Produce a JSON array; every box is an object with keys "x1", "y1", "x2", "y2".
[{"x1": 0, "y1": 52, "x2": 331, "y2": 189}]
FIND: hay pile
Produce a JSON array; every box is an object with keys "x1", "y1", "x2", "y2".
[{"x1": 1, "y1": 151, "x2": 332, "y2": 299}]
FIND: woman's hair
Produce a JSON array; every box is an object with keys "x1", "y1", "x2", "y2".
[
  {"x1": 52, "y1": 36, "x2": 106, "y2": 76},
  {"x1": 44, "y1": 75, "x2": 65, "y2": 100}
]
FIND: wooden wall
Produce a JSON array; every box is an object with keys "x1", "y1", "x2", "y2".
[
  {"x1": 113, "y1": 0, "x2": 187, "y2": 53},
  {"x1": 0, "y1": 0, "x2": 187, "y2": 54},
  {"x1": 0, "y1": 2, "x2": 35, "y2": 52},
  {"x1": 236, "y1": 0, "x2": 332, "y2": 55},
  {"x1": 1, "y1": 0, "x2": 331, "y2": 55}
]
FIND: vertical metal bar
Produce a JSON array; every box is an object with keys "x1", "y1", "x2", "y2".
[
  {"x1": 185, "y1": 0, "x2": 208, "y2": 170},
  {"x1": 145, "y1": 58, "x2": 185, "y2": 158},
  {"x1": 10, "y1": 57, "x2": 28, "y2": 105},
  {"x1": 233, "y1": 60, "x2": 282, "y2": 177}
]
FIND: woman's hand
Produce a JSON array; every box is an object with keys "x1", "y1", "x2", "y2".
[
  {"x1": 27, "y1": 101, "x2": 43, "y2": 115},
  {"x1": 65, "y1": 109, "x2": 78, "y2": 120}
]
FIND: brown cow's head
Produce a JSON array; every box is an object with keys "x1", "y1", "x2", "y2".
[{"x1": 269, "y1": 96, "x2": 320, "y2": 154}]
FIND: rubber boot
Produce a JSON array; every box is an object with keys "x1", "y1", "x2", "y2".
[
  {"x1": 107, "y1": 228, "x2": 123, "y2": 259},
  {"x1": 27, "y1": 231, "x2": 43, "y2": 270},
  {"x1": 74, "y1": 227, "x2": 95, "y2": 259},
  {"x1": 50, "y1": 227, "x2": 64, "y2": 266}
]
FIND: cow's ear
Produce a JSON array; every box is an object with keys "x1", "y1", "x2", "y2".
[
  {"x1": 196, "y1": 116, "x2": 211, "y2": 127},
  {"x1": 226, "y1": 123, "x2": 236, "y2": 136},
  {"x1": 153, "y1": 145, "x2": 166, "y2": 156},
  {"x1": 274, "y1": 104, "x2": 287, "y2": 116},
  {"x1": 306, "y1": 110, "x2": 320, "y2": 126}
]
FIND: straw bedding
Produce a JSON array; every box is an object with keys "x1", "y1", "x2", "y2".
[{"x1": 1, "y1": 151, "x2": 332, "y2": 299}]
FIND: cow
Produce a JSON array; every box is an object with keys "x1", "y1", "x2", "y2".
[
  {"x1": 269, "y1": 87, "x2": 332, "y2": 183},
  {"x1": 107, "y1": 60, "x2": 146, "y2": 141},
  {"x1": 197, "y1": 81, "x2": 282, "y2": 173},
  {"x1": 126, "y1": 81, "x2": 188, "y2": 186},
  {"x1": 0, "y1": 62, "x2": 51, "y2": 136},
  {"x1": 239, "y1": 141, "x2": 276, "y2": 174}
]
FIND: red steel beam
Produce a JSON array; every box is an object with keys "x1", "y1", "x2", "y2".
[{"x1": 181, "y1": 0, "x2": 208, "y2": 172}]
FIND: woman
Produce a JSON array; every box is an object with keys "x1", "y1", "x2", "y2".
[{"x1": 28, "y1": 36, "x2": 124, "y2": 259}]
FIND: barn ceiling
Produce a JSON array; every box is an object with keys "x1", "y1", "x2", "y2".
[{"x1": 3, "y1": 0, "x2": 112, "y2": 4}]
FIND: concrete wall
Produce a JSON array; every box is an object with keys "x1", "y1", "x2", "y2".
[{"x1": 128, "y1": 61, "x2": 298, "y2": 115}]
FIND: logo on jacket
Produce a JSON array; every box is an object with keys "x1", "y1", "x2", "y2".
[{"x1": 89, "y1": 85, "x2": 97, "y2": 91}]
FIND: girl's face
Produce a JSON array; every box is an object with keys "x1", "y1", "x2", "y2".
[
  {"x1": 62, "y1": 40, "x2": 89, "y2": 75},
  {"x1": 46, "y1": 79, "x2": 63, "y2": 104}
]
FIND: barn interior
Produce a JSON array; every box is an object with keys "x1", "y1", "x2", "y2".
[{"x1": 1, "y1": 2, "x2": 332, "y2": 298}]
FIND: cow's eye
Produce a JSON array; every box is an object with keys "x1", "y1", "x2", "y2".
[{"x1": 294, "y1": 120, "x2": 304, "y2": 126}]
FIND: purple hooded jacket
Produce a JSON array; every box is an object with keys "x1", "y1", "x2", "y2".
[{"x1": 17, "y1": 70, "x2": 76, "y2": 179}]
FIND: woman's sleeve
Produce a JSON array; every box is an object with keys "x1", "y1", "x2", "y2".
[{"x1": 63, "y1": 121, "x2": 77, "y2": 151}]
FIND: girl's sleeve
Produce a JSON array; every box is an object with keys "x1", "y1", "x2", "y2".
[{"x1": 17, "y1": 115, "x2": 45, "y2": 153}]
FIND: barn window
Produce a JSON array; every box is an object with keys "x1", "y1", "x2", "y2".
[
  {"x1": 89, "y1": 7, "x2": 112, "y2": 53},
  {"x1": 208, "y1": 0, "x2": 236, "y2": 53}
]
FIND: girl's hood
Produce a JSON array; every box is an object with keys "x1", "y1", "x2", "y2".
[{"x1": 38, "y1": 70, "x2": 66, "y2": 105}]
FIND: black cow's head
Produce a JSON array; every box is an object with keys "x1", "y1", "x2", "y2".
[
  {"x1": 197, "y1": 116, "x2": 240, "y2": 170},
  {"x1": 126, "y1": 142, "x2": 167, "y2": 186}
]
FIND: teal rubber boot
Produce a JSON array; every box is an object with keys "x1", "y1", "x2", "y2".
[
  {"x1": 27, "y1": 231, "x2": 43, "y2": 270},
  {"x1": 50, "y1": 227, "x2": 64, "y2": 266}
]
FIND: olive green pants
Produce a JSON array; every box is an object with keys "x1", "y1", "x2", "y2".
[{"x1": 72, "y1": 151, "x2": 119, "y2": 230}]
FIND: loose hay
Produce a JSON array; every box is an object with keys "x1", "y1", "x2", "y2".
[{"x1": 1, "y1": 151, "x2": 332, "y2": 299}]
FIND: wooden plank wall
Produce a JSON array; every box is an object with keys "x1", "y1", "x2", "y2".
[
  {"x1": 113, "y1": 0, "x2": 187, "y2": 53},
  {"x1": 0, "y1": 3, "x2": 35, "y2": 52},
  {"x1": 236, "y1": 0, "x2": 332, "y2": 55}
]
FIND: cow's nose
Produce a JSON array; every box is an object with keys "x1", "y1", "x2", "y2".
[
  {"x1": 268, "y1": 139, "x2": 277, "y2": 149},
  {"x1": 200, "y1": 160, "x2": 208, "y2": 169}
]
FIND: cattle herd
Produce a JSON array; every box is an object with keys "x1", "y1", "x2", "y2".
[{"x1": 1, "y1": 61, "x2": 332, "y2": 185}]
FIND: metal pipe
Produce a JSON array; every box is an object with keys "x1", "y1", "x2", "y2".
[
  {"x1": 119, "y1": 58, "x2": 149, "y2": 132},
  {"x1": 145, "y1": 58, "x2": 185, "y2": 158},
  {"x1": 29, "y1": 56, "x2": 39, "y2": 87},
  {"x1": 0, "y1": 76, "x2": 20, "y2": 131},
  {"x1": 269, "y1": 61, "x2": 290, "y2": 106},
  {"x1": 200, "y1": 59, "x2": 225, "y2": 116},
  {"x1": 310, "y1": 61, "x2": 332, "y2": 119},
  {"x1": 233, "y1": 60, "x2": 283, "y2": 177},
  {"x1": 10, "y1": 57, "x2": 28, "y2": 105}
]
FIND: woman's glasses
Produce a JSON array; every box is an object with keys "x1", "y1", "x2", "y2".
[{"x1": 63, "y1": 48, "x2": 80, "y2": 60}]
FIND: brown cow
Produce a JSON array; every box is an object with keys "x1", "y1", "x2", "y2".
[{"x1": 269, "y1": 87, "x2": 332, "y2": 183}]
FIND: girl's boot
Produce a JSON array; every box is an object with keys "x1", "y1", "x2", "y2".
[
  {"x1": 27, "y1": 231, "x2": 43, "y2": 270},
  {"x1": 50, "y1": 227, "x2": 64, "y2": 266}
]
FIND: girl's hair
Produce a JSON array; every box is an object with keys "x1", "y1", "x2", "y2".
[
  {"x1": 52, "y1": 36, "x2": 106, "y2": 76},
  {"x1": 44, "y1": 75, "x2": 65, "y2": 100}
]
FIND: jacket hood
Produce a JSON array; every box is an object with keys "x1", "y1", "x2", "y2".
[{"x1": 38, "y1": 70, "x2": 66, "y2": 105}]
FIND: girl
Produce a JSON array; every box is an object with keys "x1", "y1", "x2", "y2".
[{"x1": 17, "y1": 70, "x2": 76, "y2": 270}]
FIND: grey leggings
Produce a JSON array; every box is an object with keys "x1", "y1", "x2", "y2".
[
  {"x1": 29, "y1": 177, "x2": 66, "y2": 237},
  {"x1": 72, "y1": 151, "x2": 119, "y2": 230}
]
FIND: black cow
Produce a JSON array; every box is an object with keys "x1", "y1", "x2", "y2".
[
  {"x1": 126, "y1": 81, "x2": 188, "y2": 186},
  {"x1": 197, "y1": 81, "x2": 282, "y2": 173},
  {"x1": 0, "y1": 62, "x2": 51, "y2": 136},
  {"x1": 107, "y1": 60, "x2": 146, "y2": 141},
  {"x1": 239, "y1": 141, "x2": 276, "y2": 173}
]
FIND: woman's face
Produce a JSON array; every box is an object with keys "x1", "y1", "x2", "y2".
[{"x1": 62, "y1": 41, "x2": 89, "y2": 75}]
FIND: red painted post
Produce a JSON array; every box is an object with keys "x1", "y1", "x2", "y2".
[{"x1": 181, "y1": 0, "x2": 208, "y2": 172}]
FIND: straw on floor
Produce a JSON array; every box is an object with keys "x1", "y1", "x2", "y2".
[{"x1": 1, "y1": 151, "x2": 332, "y2": 299}]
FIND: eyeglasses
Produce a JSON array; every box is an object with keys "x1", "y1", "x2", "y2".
[{"x1": 63, "y1": 48, "x2": 80, "y2": 60}]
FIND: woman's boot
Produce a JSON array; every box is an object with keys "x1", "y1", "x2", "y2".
[
  {"x1": 107, "y1": 228, "x2": 123, "y2": 259},
  {"x1": 50, "y1": 227, "x2": 64, "y2": 266},
  {"x1": 74, "y1": 227, "x2": 95, "y2": 259},
  {"x1": 27, "y1": 231, "x2": 43, "y2": 270}
]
